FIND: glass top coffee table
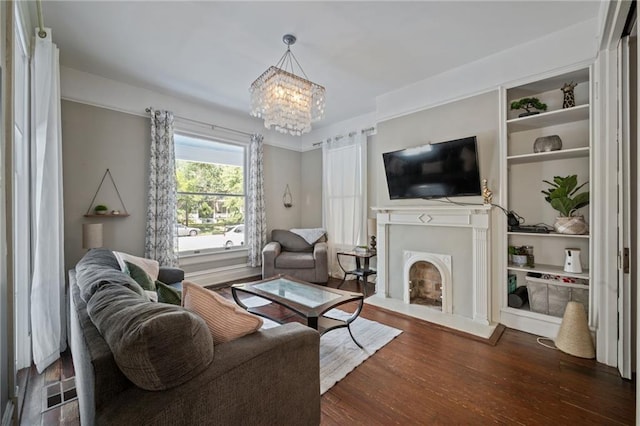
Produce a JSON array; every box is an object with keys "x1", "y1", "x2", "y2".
[{"x1": 232, "y1": 275, "x2": 364, "y2": 348}]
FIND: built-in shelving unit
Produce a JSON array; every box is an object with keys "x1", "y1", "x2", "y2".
[{"x1": 500, "y1": 66, "x2": 593, "y2": 338}]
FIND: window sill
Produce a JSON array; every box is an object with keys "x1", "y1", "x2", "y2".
[{"x1": 179, "y1": 248, "x2": 248, "y2": 266}]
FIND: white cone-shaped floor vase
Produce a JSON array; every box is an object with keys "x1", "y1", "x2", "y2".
[{"x1": 555, "y1": 301, "x2": 595, "y2": 359}]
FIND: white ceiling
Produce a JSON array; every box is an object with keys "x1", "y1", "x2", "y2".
[{"x1": 40, "y1": 1, "x2": 601, "y2": 130}]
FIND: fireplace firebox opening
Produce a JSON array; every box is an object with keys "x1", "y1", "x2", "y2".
[{"x1": 409, "y1": 261, "x2": 443, "y2": 310}]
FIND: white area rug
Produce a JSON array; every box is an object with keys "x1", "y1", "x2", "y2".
[
  {"x1": 248, "y1": 297, "x2": 403, "y2": 394},
  {"x1": 319, "y1": 309, "x2": 402, "y2": 394}
]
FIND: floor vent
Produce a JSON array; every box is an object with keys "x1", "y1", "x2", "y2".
[{"x1": 43, "y1": 377, "x2": 77, "y2": 412}]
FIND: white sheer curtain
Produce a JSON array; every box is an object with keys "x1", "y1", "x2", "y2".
[
  {"x1": 247, "y1": 134, "x2": 267, "y2": 267},
  {"x1": 322, "y1": 132, "x2": 367, "y2": 277},
  {"x1": 145, "y1": 109, "x2": 178, "y2": 266},
  {"x1": 30, "y1": 28, "x2": 66, "y2": 373}
]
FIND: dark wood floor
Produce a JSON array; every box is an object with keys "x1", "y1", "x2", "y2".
[{"x1": 21, "y1": 278, "x2": 635, "y2": 425}]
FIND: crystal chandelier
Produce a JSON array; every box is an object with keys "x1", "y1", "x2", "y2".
[{"x1": 250, "y1": 34, "x2": 326, "y2": 136}]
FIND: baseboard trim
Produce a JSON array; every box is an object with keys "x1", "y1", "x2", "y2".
[{"x1": 2, "y1": 401, "x2": 14, "y2": 426}]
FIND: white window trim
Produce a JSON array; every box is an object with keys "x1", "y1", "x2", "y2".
[{"x1": 174, "y1": 128, "x2": 249, "y2": 258}]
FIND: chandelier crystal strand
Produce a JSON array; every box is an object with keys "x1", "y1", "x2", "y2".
[{"x1": 249, "y1": 35, "x2": 325, "y2": 136}]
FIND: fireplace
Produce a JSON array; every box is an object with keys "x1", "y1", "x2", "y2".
[
  {"x1": 366, "y1": 205, "x2": 494, "y2": 338},
  {"x1": 403, "y1": 251, "x2": 452, "y2": 314}
]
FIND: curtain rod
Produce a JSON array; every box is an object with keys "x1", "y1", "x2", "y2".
[
  {"x1": 145, "y1": 108, "x2": 253, "y2": 137},
  {"x1": 311, "y1": 127, "x2": 375, "y2": 147},
  {"x1": 36, "y1": 0, "x2": 47, "y2": 38}
]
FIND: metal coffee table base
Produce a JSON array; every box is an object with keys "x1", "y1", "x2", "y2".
[{"x1": 232, "y1": 275, "x2": 365, "y2": 349}]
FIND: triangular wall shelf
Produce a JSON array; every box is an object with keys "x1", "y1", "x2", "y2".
[{"x1": 84, "y1": 169, "x2": 130, "y2": 217}]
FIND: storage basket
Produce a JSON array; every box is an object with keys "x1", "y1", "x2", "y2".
[{"x1": 525, "y1": 276, "x2": 588, "y2": 317}]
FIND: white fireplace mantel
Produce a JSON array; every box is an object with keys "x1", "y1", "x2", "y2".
[{"x1": 367, "y1": 205, "x2": 494, "y2": 338}]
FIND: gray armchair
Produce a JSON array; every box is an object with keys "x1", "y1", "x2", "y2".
[{"x1": 262, "y1": 229, "x2": 328, "y2": 284}]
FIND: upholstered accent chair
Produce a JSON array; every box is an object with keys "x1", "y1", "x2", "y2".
[{"x1": 262, "y1": 229, "x2": 328, "y2": 284}]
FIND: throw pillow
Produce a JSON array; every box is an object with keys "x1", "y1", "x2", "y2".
[
  {"x1": 87, "y1": 283, "x2": 213, "y2": 391},
  {"x1": 182, "y1": 280, "x2": 263, "y2": 344},
  {"x1": 125, "y1": 261, "x2": 156, "y2": 292},
  {"x1": 156, "y1": 280, "x2": 181, "y2": 305},
  {"x1": 114, "y1": 251, "x2": 160, "y2": 281}
]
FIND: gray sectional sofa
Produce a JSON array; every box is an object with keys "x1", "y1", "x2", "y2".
[{"x1": 69, "y1": 248, "x2": 320, "y2": 425}]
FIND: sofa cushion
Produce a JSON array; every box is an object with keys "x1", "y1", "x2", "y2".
[
  {"x1": 182, "y1": 281, "x2": 263, "y2": 344},
  {"x1": 75, "y1": 248, "x2": 147, "y2": 302},
  {"x1": 87, "y1": 283, "x2": 213, "y2": 391},
  {"x1": 275, "y1": 252, "x2": 316, "y2": 269},
  {"x1": 271, "y1": 229, "x2": 314, "y2": 252},
  {"x1": 126, "y1": 261, "x2": 156, "y2": 292}
]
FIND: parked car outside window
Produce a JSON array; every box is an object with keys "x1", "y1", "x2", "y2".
[
  {"x1": 176, "y1": 223, "x2": 199, "y2": 237},
  {"x1": 223, "y1": 224, "x2": 244, "y2": 248}
]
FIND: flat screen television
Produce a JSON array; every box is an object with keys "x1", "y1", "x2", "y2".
[{"x1": 382, "y1": 136, "x2": 482, "y2": 200}]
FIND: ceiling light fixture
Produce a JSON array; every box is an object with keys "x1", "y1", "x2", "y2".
[{"x1": 249, "y1": 34, "x2": 325, "y2": 136}]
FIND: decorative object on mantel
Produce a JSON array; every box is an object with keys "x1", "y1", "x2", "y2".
[
  {"x1": 561, "y1": 81, "x2": 577, "y2": 109},
  {"x1": 82, "y1": 223, "x2": 103, "y2": 249},
  {"x1": 533, "y1": 135, "x2": 562, "y2": 153},
  {"x1": 510, "y1": 97, "x2": 547, "y2": 117},
  {"x1": 249, "y1": 34, "x2": 326, "y2": 136},
  {"x1": 84, "y1": 169, "x2": 130, "y2": 217},
  {"x1": 541, "y1": 175, "x2": 589, "y2": 234},
  {"x1": 283, "y1": 184, "x2": 293, "y2": 208},
  {"x1": 481, "y1": 179, "x2": 493, "y2": 205},
  {"x1": 367, "y1": 218, "x2": 377, "y2": 251}
]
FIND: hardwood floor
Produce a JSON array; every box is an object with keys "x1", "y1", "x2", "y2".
[{"x1": 20, "y1": 278, "x2": 635, "y2": 425}]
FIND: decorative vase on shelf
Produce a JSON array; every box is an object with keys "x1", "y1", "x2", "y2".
[{"x1": 533, "y1": 135, "x2": 562, "y2": 153}]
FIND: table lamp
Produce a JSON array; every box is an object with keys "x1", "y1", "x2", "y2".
[
  {"x1": 83, "y1": 223, "x2": 103, "y2": 250},
  {"x1": 367, "y1": 218, "x2": 377, "y2": 251}
]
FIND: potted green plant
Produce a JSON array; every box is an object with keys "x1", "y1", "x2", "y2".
[
  {"x1": 94, "y1": 204, "x2": 109, "y2": 215},
  {"x1": 510, "y1": 97, "x2": 548, "y2": 117},
  {"x1": 541, "y1": 175, "x2": 589, "y2": 234}
]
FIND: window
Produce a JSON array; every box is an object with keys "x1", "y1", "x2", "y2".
[{"x1": 174, "y1": 133, "x2": 246, "y2": 255}]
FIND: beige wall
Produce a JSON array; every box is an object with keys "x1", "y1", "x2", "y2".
[
  {"x1": 62, "y1": 101, "x2": 308, "y2": 273},
  {"x1": 372, "y1": 91, "x2": 499, "y2": 207},
  {"x1": 62, "y1": 101, "x2": 150, "y2": 272},
  {"x1": 263, "y1": 144, "x2": 302, "y2": 234},
  {"x1": 300, "y1": 148, "x2": 323, "y2": 228}
]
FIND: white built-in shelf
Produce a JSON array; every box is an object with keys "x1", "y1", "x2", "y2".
[
  {"x1": 507, "y1": 147, "x2": 590, "y2": 164},
  {"x1": 507, "y1": 262, "x2": 589, "y2": 279},
  {"x1": 507, "y1": 68, "x2": 590, "y2": 99},
  {"x1": 507, "y1": 231, "x2": 589, "y2": 239},
  {"x1": 507, "y1": 104, "x2": 589, "y2": 132}
]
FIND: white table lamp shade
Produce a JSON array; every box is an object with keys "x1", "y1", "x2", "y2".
[
  {"x1": 83, "y1": 223, "x2": 103, "y2": 249},
  {"x1": 367, "y1": 218, "x2": 377, "y2": 237}
]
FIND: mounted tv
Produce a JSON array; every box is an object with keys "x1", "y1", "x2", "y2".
[{"x1": 382, "y1": 136, "x2": 482, "y2": 200}]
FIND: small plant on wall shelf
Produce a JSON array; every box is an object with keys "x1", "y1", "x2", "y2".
[
  {"x1": 541, "y1": 175, "x2": 589, "y2": 234},
  {"x1": 94, "y1": 204, "x2": 108, "y2": 215},
  {"x1": 510, "y1": 97, "x2": 548, "y2": 117}
]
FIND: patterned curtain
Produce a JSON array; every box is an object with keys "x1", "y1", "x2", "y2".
[
  {"x1": 145, "y1": 108, "x2": 178, "y2": 266},
  {"x1": 247, "y1": 134, "x2": 267, "y2": 267}
]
